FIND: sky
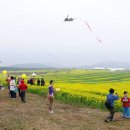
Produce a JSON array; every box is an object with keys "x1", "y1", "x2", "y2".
[{"x1": 0, "y1": 0, "x2": 130, "y2": 67}]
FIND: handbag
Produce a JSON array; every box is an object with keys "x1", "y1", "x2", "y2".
[{"x1": 14, "y1": 86, "x2": 18, "y2": 93}]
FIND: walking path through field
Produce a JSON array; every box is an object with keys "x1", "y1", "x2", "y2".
[{"x1": 0, "y1": 89, "x2": 130, "y2": 130}]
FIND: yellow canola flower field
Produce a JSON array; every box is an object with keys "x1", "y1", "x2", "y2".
[
  {"x1": 1, "y1": 69, "x2": 130, "y2": 111},
  {"x1": 28, "y1": 81, "x2": 130, "y2": 111}
]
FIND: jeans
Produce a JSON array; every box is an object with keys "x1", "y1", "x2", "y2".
[
  {"x1": 124, "y1": 107, "x2": 130, "y2": 118},
  {"x1": 123, "y1": 107, "x2": 128, "y2": 117},
  {"x1": 20, "y1": 91, "x2": 26, "y2": 102},
  {"x1": 18, "y1": 88, "x2": 21, "y2": 97},
  {"x1": 10, "y1": 91, "x2": 16, "y2": 98}
]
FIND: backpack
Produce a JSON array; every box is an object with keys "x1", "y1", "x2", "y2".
[{"x1": 105, "y1": 97, "x2": 111, "y2": 109}]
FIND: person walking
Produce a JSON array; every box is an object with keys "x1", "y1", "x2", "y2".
[
  {"x1": 18, "y1": 80, "x2": 28, "y2": 103},
  {"x1": 105, "y1": 88, "x2": 119, "y2": 122}
]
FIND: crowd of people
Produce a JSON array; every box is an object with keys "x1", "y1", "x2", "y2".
[
  {"x1": 6, "y1": 75, "x2": 28, "y2": 103},
  {"x1": 4, "y1": 75, "x2": 54, "y2": 113},
  {"x1": 1, "y1": 75, "x2": 130, "y2": 116},
  {"x1": 27, "y1": 78, "x2": 45, "y2": 86}
]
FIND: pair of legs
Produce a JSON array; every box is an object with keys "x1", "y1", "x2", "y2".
[
  {"x1": 123, "y1": 107, "x2": 129, "y2": 118},
  {"x1": 123, "y1": 107, "x2": 130, "y2": 118},
  {"x1": 20, "y1": 91, "x2": 26, "y2": 103},
  {"x1": 18, "y1": 88, "x2": 21, "y2": 97},
  {"x1": 48, "y1": 95, "x2": 54, "y2": 112},
  {"x1": 105, "y1": 107, "x2": 115, "y2": 121},
  {"x1": 10, "y1": 91, "x2": 16, "y2": 99},
  {"x1": 8, "y1": 86, "x2": 11, "y2": 97}
]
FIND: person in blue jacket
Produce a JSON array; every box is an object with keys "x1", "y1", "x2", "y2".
[{"x1": 105, "y1": 88, "x2": 119, "y2": 122}]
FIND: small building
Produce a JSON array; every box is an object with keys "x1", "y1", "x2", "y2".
[
  {"x1": 93, "y1": 67, "x2": 105, "y2": 70},
  {"x1": 107, "y1": 68, "x2": 126, "y2": 72}
]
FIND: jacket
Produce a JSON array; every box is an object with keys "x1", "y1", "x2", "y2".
[
  {"x1": 107, "y1": 93, "x2": 119, "y2": 107},
  {"x1": 19, "y1": 80, "x2": 28, "y2": 91},
  {"x1": 121, "y1": 96, "x2": 130, "y2": 107}
]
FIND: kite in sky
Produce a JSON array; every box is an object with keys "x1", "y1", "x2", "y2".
[
  {"x1": 64, "y1": 15, "x2": 74, "y2": 22},
  {"x1": 64, "y1": 15, "x2": 102, "y2": 43}
]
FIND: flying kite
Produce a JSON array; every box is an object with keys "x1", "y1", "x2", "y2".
[
  {"x1": 64, "y1": 15, "x2": 102, "y2": 43},
  {"x1": 64, "y1": 15, "x2": 74, "y2": 22}
]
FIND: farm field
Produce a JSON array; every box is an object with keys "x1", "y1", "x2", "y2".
[
  {"x1": 1, "y1": 69, "x2": 130, "y2": 111},
  {"x1": 1, "y1": 69, "x2": 130, "y2": 130},
  {"x1": 1, "y1": 89, "x2": 130, "y2": 130}
]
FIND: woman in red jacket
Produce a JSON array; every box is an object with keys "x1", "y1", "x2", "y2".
[{"x1": 18, "y1": 80, "x2": 28, "y2": 103}]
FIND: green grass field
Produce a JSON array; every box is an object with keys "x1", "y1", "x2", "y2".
[{"x1": 1, "y1": 69, "x2": 130, "y2": 111}]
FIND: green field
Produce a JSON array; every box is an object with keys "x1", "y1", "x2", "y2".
[{"x1": 1, "y1": 69, "x2": 130, "y2": 111}]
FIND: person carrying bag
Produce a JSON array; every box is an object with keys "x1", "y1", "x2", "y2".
[{"x1": 10, "y1": 76, "x2": 17, "y2": 100}]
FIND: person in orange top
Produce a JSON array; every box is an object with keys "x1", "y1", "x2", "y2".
[{"x1": 18, "y1": 80, "x2": 28, "y2": 103}]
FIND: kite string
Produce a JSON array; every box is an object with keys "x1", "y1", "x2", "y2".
[
  {"x1": 85, "y1": 21, "x2": 102, "y2": 43},
  {"x1": 73, "y1": 17, "x2": 102, "y2": 43},
  {"x1": 84, "y1": 20, "x2": 102, "y2": 43}
]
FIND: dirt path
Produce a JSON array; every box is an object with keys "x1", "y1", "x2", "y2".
[{"x1": 0, "y1": 89, "x2": 130, "y2": 130}]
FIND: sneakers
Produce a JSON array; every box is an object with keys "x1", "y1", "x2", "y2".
[
  {"x1": 122, "y1": 116, "x2": 130, "y2": 119},
  {"x1": 110, "y1": 119, "x2": 114, "y2": 121},
  {"x1": 21, "y1": 100, "x2": 26, "y2": 103},
  {"x1": 104, "y1": 119, "x2": 113, "y2": 122},
  {"x1": 49, "y1": 110, "x2": 54, "y2": 114},
  {"x1": 104, "y1": 119, "x2": 110, "y2": 122}
]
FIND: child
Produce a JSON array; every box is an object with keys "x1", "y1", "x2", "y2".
[
  {"x1": 105, "y1": 88, "x2": 119, "y2": 122},
  {"x1": 121, "y1": 91, "x2": 130, "y2": 118},
  {"x1": 48, "y1": 80, "x2": 54, "y2": 113}
]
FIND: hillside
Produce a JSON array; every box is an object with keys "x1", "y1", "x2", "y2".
[
  {"x1": 10, "y1": 63, "x2": 52, "y2": 69},
  {"x1": 10, "y1": 63, "x2": 66, "y2": 69},
  {"x1": 80, "y1": 61, "x2": 130, "y2": 69}
]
